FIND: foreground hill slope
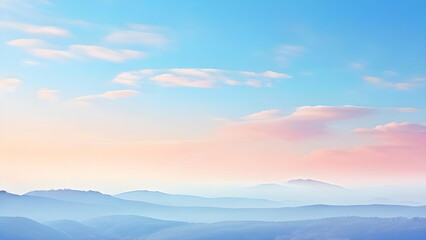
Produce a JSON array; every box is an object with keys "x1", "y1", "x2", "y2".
[
  {"x1": 1, "y1": 216, "x2": 425, "y2": 240},
  {"x1": 143, "y1": 217, "x2": 426, "y2": 240},
  {"x1": 84, "y1": 215, "x2": 187, "y2": 239},
  {"x1": 46, "y1": 219, "x2": 110, "y2": 240},
  {"x1": 0, "y1": 217, "x2": 71, "y2": 240}
]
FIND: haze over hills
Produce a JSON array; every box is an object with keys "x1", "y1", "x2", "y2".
[
  {"x1": 1, "y1": 216, "x2": 425, "y2": 240},
  {"x1": 115, "y1": 190, "x2": 286, "y2": 208},
  {"x1": 0, "y1": 190, "x2": 114, "y2": 221},
  {"x1": 46, "y1": 219, "x2": 109, "y2": 240},
  {"x1": 285, "y1": 178, "x2": 348, "y2": 190},
  {"x1": 0, "y1": 217, "x2": 71, "y2": 240},
  {"x1": 2, "y1": 184, "x2": 426, "y2": 239},
  {"x1": 114, "y1": 179, "x2": 353, "y2": 207},
  {"x1": 1, "y1": 188, "x2": 426, "y2": 223},
  {"x1": 83, "y1": 215, "x2": 187, "y2": 239}
]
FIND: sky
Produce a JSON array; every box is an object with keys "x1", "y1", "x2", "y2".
[{"x1": 0, "y1": 0, "x2": 425, "y2": 194}]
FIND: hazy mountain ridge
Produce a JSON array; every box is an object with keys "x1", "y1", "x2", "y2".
[
  {"x1": 1, "y1": 216, "x2": 425, "y2": 240},
  {"x1": 1, "y1": 189, "x2": 426, "y2": 223},
  {"x1": 0, "y1": 217, "x2": 71, "y2": 240},
  {"x1": 285, "y1": 178, "x2": 347, "y2": 189},
  {"x1": 115, "y1": 190, "x2": 286, "y2": 208}
]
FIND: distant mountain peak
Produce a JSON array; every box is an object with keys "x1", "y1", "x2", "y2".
[
  {"x1": 285, "y1": 179, "x2": 346, "y2": 189},
  {"x1": 0, "y1": 190, "x2": 18, "y2": 197},
  {"x1": 27, "y1": 189, "x2": 104, "y2": 195}
]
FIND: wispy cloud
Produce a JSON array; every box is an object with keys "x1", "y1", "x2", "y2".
[
  {"x1": 112, "y1": 69, "x2": 292, "y2": 88},
  {"x1": 395, "y1": 108, "x2": 420, "y2": 113},
  {"x1": 0, "y1": 21, "x2": 70, "y2": 37},
  {"x1": 276, "y1": 45, "x2": 305, "y2": 65},
  {"x1": 355, "y1": 122, "x2": 426, "y2": 145},
  {"x1": 9, "y1": 40, "x2": 146, "y2": 62},
  {"x1": 242, "y1": 109, "x2": 284, "y2": 120},
  {"x1": 0, "y1": 78, "x2": 23, "y2": 92},
  {"x1": 309, "y1": 122, "x2": 426, "y2": 182},
  {"x1": 278, "y1": 45, "x2": 305, "y2": 56},
  {"x1": 30, "y1": 48, "x2": 76, "y2": 60},
  {"x1": 350, "y1": 62, "x2": 365, "y2": 70},
  {"x1": 37, "y1": 88, "x2": 58, "y2": 100},
  {"x1": 219, "y1": 105, "x2": 375, "y2": 141},
  {"x1": 72, "y1": 90, "x2": 140, "y2": 105},
  {"x1": 69, "y1": 45, "x2": 145, "y2": 62},
  {"x1": 362, "y1": 76, "x2": 425, "y2": 90},
  {"x1": 105, "y1": 24, "x2": 168, "y2": 47},
  {"x1": 6, "y1": 38, "x2": 48, "y2": 48}
]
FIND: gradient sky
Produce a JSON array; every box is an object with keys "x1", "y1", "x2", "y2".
[{"x1": 0, "y1": 0, "x2": 425, "y2": 194}]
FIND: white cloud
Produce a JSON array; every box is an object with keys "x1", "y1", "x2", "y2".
[
  {"x1": 395, "y1": 108, "x2": 420, "y2": 113},
  {"x1": 151, "y1": 74, "x2": 215, "y2": 88},
  {"x1": 362, "y1": 76, "x2": 422, "y2": 90},
  {"x1": 72, "y1": 90, "x2": 139, "y2": 105},
  {"x1": 105, "y1": 24, "x2": 168, "y2": 47},
  {"x1": 242, "y1": 109, "x2": 284, "y2": 120},
  {"x1": 112, "y1": 69, "x2": 292, "y2": 88},
  {"x1": 0, "y1": 78, "x2": 23, "y2": 92},
  {"x1": 106, "y1": 30, "x2": 167, "y2": 47},
  {"x1": 240, "y1": 71, "x2": 292, "y2": 78},
  {"x1": 112, "y1": 72, "x2": 142, "y2": 86},
  {"x1": 69, "y1": 45, "x2": 145, "y2": 62},
  {"x1": 6, "y1": 38, "x2": 48, "y2": 48},
  {"x1": 37, "y1": 88, "x2": 58, "y2": 100},
  {"x1": 30, "y1": 48, "x2": 76, "y2": 60},
  {"x1": 278, "y1": 45, "x2": 305, "y2": 56},
  {"x1": 23, "y1": 45, "x2": 144, "y2": 62},
  {"x1": 276, "y1": 45, "x2": 305, "y2": 66},
  {"x1": 384, "y1": 70, "x2": 398, "y2": 76},
  {"x1": 0, "y1": 21, "x2": 70, "y2": 37},
  {"x1": 350, "y1": 62, "x2": 365, "y2": 70},
  {"x1": 23, "y1": 60, "x2": 41, "y2": 65},
  {"x1": 99, "y1": 90, "x2": 139, "y2": 99},
  {"x1": 244, "y1": 79, "x2": 262, "y2": 87}
]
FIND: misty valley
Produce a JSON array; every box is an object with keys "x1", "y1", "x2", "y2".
[{"x1": 1, "y1": 179, "x2": 426, "y2": 239}]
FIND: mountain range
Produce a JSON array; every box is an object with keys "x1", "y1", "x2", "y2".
[
  {"x1": 0, "y1": 188, "x2": 425, "y2": 223},
  {"x1": 1, "y1": 215, "x2": 425, "y2": 240}
]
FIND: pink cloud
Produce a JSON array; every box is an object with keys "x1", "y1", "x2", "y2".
[
  {"x1": 242, "y1": 109, "x2": 284, "y2": 120},
  {"x1": 355, "y1": 122, "x2": 426, "y2": 145},
  {"x1": 362, "y1": 75, "x2": 424, "y2": 90},
  {"x1": 6, "y1": 38, "x2": 48, "y2": 48},
  {"x1": 151, "y1": 73, "x2": 215, "y2": 88},
  {"x1": 305, "y1": 122, "x2": 426, "y2": 183},
  {"x1": 112, "y1": 68, "x2": 291, "y2": 87},
  {"x1": 30, "y1": 48, "x2": 76, "y2": 60},
  {"x1": 72, "y1": 90, "x2": 139, "y2": 105},
  {"x1": 0, "y1": 21, "x2": 70, "y2": 37},
  {"x1": 70, "y1": 45, "x2": 145, "y2": 62},
  {"x1": 219, "y1": 106, "x2": 374, "y2": 140},
  {"x1": 37, "y1": 88, "x2": 59, "y2": 100}
]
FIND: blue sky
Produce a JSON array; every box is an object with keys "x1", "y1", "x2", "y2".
[{"x1": 0, "y1": 0, "x2": 425, "y2": 193}]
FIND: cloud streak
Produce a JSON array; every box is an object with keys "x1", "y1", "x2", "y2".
[
  {"x1": 72, "y1": 90, "x2": 139, "y2": 105},
  {"x1": 37, "y1": 88, "x2": 59, "y2": 100},
  {"x1": 105, "y1": 24, "x2": 168, "y2": 47},
  {"x1": 69, "y1": 45, "x2": 145, "y2": 62},
  {"x1": 113, "y1": 69, "x2": 292, "y2": 88},
  {"x1": 219, "y1": 106, "x2": 375, "y2": 140},
  {"x1": 0, "y1": 78, "x2": 23, "y2": 92},
  {"x1": 6, "y1": 38, "x2": 48, "y2": 48},
  {"x1": 0, "y1": 21, "x2": 70, "y2": 37},
  {"x1": 8, "y1": 39, "x2": 146, "y2": 62},
  {"x1": 363, "y1": 76, "x2": 425, "y2": 90},
  {"x1": 308, "y1": 122, "x2": 426, "y2": 182}
]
